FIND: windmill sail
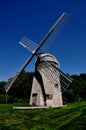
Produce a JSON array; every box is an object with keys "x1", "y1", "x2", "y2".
[
  {"x1": 4, "y1": 72, "x2": 19, "y2": 93},
  {"x1": 19, "y1": 13, "x2": 71, "y2": 53},
  {"x1": 60, "y1": 74, "x2": 72, "y2": 92},
  {"x1": 19, "y1": 36, "x2": 38, "y2": 53},
  {"x1": 36, "y1": 53, "x2": 72, "y2": 93},
  {"x1": 37, "y1": 62, "x2": 72, "y2": 93},
  {"x1": 41, "y1": 13, "x2": 71, "y2": 52},
  {"x1": 4, "y1": 54, "x2": 35, "y2": 93}
]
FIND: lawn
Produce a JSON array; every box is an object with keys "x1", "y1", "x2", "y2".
[{"x1": 0, "y1": 102, "x2": 86, "y2": 130}]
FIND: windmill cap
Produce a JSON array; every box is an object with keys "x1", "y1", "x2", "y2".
[{"x1": 36, "y1": 53, "x2": 60, "y2": 66}]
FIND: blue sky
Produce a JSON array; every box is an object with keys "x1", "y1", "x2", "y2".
[{"x1": 0, "y1": 0, "x2": 86, "y2": 81}]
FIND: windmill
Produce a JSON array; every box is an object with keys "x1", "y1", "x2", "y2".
[{"x1": 4, "y1": 13, "x2": 72, "y2": 108}]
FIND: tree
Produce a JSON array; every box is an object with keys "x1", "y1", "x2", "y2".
[
  {"x1": 0, "y1": 81, "x2": 6, "y2": 94},
  {"x1": 63, "y1": 74, "x2": 86, "y2": 103},
  {"x1": 0, "y1": 72, "x2": 86, "y2": 104},
  {"x1": 7, "y1": 71, "x2": 34, "y2": 103}
]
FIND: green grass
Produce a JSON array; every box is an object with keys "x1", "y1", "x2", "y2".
[{"x1": 0, "y1": 102, "x2": 86, "y2": 130}]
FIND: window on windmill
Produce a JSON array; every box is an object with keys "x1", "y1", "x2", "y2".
[
  {"x1": 54, "y1": 83, "x2": 58, "y2": 88},
  {"x1": 32, "y1": 93, "x2": 37, "y2": 97},
  {"x1": 46, "y1": 94, "x2": 53, "y2": 99}
]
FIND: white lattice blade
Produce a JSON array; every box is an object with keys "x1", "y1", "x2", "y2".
[
  {"x1": 38, "y1": 55, "x2": 72, "y2": 92},
  {"x1": 19, "y1": 41, "x2": 27, "y2": 48},
  {"x1": 4, "y1": 53, "x2": 36, "y2": 93},
  {"x1": 19, "y1": 36, "x2": 38, "y2": 52},
  {"x1": 60, "y1": 73, "x2": 72, "y2": 93},
  {"x1": 19, "y1": 13, "x2": 71, "y2": 53},
  {"x1": 36, "y1": 53, "x2": 72, "y2": 93},
  {"x1": 4, "y1": 73, "x2": 19, "y2": 93},
  {"x1": 41, "y1": 13, "x2": 71, "y2": 52},
  {"x1": 39, "y1": 64, "x2": 72, "y2": 93},
  {"x1": 38, "y1": 64, "x2": 60, "y2": 86}
]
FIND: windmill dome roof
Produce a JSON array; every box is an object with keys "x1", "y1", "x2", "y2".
[{"x1": 36, "y1": 53, "x2": 60, "y2": 66}]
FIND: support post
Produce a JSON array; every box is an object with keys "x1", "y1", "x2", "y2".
[{"x1": 6, "y1": 93, "x2": 8, "y2": 105}]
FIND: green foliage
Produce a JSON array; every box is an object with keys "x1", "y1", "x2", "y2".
[
  {"x1": 9, "y1": 71, "x2": 33, "y2": 98},
  {"x1": 0, "y1": 94, "x2": 6, "y2": 104},
  {"x1": 63, "y1": 73, "x2": 86, "y2": 104},
  {"x1": 5, "y1": 71, "x2": 34, "y2": 103},
  {"x1": 0, "y1": 102, "x2": 86, "y2": 129},
  {"x1": 0, "y1": 81, "x2": 6, "y2": 94},
  {"x1": 0, "y1": 72, "x2": 86, "y2": 104}
]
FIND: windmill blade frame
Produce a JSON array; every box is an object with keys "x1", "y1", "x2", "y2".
[
  {"x1": 19, "y1": 13, "x2": 71, "y2": 53},
  {"x1": 4, "y1": 54, "x2": 35, "y2": 93},
  {"x1": 36, "y1": 53, "x2": 72, "y2": 92},
  {"x1": 19, "y1": 36, "x2": 38, "y2": 53},
  {"x1": 4, "y1": 12, "x2": 71, "y2": 93}
]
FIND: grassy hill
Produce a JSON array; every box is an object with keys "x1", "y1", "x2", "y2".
[{"x1": 0, "y1": 102, "x2": 86, "y2": 130}]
